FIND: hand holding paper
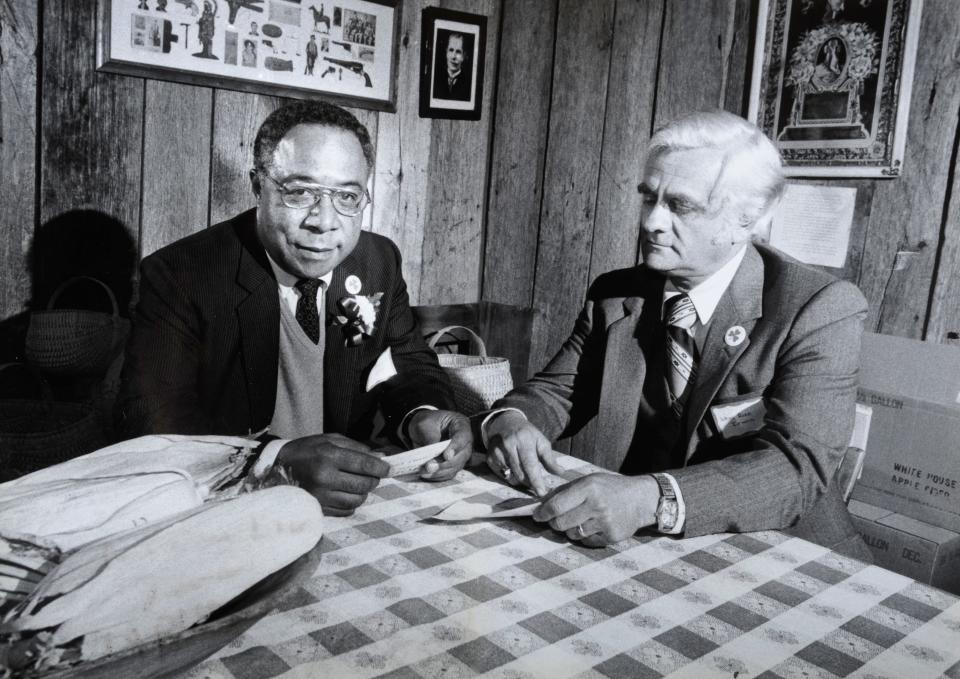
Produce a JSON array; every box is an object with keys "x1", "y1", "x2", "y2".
[
  {"x1": 382, "y1": 441, "x2": 450, "y2": 477},
  {"x1": 406, "y1": 410, "x2": 473, "y2": 481},
  {"x1": 484, "y1": 410, "x2": 566, "y2": 496}
]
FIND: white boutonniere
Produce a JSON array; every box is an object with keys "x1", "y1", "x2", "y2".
[{"x1": 333, "y1": 293, "x2": 383, "y2": 346}]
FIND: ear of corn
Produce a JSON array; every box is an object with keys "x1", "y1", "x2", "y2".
[
  {"x1": 0, "y1": 473, "x2": 202, "y2": 552},
  {"x1": 0, "y1": 434, "x2": 259, "y2": 500},
  {"x1": 0, "y1": 434, "x2": 263, "y2": 554},
  {"x1": 2, "y1": 486, "x2": 323, "y2": 667}
]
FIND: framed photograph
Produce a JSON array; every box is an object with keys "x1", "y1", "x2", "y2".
[
  {"x1": 418, "y1": 7, "x2": 486, "y2": 120},
  {"x1": 748, "y1": 0, "x2": 923, "y2": 177},
  {"x1": 96, "y1": 0, "x2": 401, "y2": 112}
]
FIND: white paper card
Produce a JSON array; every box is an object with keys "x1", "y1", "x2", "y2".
[
  {"x1": 710, "y1": 397, "x2": 766, "y2": 439},
  {"x1": 770, "y1": 184, "x2": 856, "y2": 268},
  {"x1": 385, "y1": 441, "x2": 449, "y2": 477},
  {"x1": 431, "y1": 496, "x2": 540, "y2": 521}
]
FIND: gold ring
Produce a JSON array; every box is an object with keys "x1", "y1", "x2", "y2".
[
  {"x1": 501, "y1": 467, "x2": 512, "y2": 480},
  {"x1": 575, "y1": 524, "x2": 587, "y2": 539}
]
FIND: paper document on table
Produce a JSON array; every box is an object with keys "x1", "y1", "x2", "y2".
[
  {"x1": 770, "y1": 183, "x2": 856, "y2": 268},
  {"x1": 431, "y1": 496, "x2": 540, "y2": 521},
  {"x1": 385, "y1": 441, "x2": 449, "y2": 477}
]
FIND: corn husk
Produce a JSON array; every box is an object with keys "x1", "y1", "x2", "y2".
[
  {"x1": 0, "y1": 434, "x2": 260, "y2": 499},
  {"x1": 0, "y1": 539, "x2": 57, "y2": 615},
  {"x1": 2, "y1": 486, "x2": 323, "y2": 668},
  {"x1": 0, "y1": 473, "x2": 202, "y2": 552}
]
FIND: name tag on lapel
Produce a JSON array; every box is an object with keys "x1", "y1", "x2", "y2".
[{"x1": 709, "y1": 396, "x2": 766, "y2": 439}]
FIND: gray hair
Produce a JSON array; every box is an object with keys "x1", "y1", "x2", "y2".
[{"x1": 647, "y1": 110, "x2": 786, "y2": 231}]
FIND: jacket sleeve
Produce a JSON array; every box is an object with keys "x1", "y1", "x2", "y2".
[
  {"x1": 115, "y1": 252, "x2": 212, "y2": 436},
  {"x1": 671, "y1": 279, "x2": 868, "y2": 536},
  {"x1": 375, "y1": 240, "x2": 456, "y2": 432},
  {"x1": 490, "y1": 291, "x2": 607, "y2": 441}
]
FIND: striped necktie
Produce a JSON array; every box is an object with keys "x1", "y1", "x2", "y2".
[
  {"x1": 294, "y1": 278, "x2": 326, "y2": 344},
  {"x1": 664, "y1": 293, "x2": 698, "y2": 418}
]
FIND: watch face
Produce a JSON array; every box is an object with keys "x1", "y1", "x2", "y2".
[{"x1": 658, "y1": 499, "x2": 679, "y2": 530}]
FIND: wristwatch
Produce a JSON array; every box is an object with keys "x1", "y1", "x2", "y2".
[{"x1": 652, "y1": 473, "x2": 679, "y2": 533}]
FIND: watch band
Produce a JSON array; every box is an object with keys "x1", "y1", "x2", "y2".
[
  {"x1": 652, "y1": 473, "x2": 676, "y2": 501},
  {"x1": 651, "y1": 473, "x2": 679, "y2": 532}
]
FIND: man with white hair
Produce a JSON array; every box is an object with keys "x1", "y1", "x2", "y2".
[{"x1": 483, "y1": 110, "x2": 870, "y2": 559}]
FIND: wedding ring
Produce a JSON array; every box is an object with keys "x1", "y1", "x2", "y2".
[
  {"x1": 501, "y1": 466, "x2": 512, "y2": 480},
  {"x1": 575, "y1": 524, "x2": 587, "y2": 539}
]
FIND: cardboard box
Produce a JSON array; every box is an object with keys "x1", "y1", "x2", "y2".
[
  {"x1": 849, "y1": 499, "x2": 960, "y2": 594},
  {"x1": 851, "y1": 332, "x2": 960, "y2": 532}
]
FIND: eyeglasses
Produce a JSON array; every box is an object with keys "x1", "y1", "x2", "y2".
[{"x1": 260, "y1": 173, "x2": 370, "y2": 216}]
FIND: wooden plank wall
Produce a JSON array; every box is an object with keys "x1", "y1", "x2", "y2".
[
  {"x1": 3, "y1": 0, "x2": 960, "y2": 376},
  {"x1": 482, "y1": 0, "x2": 960, "y2": 375},
  {"x1": 0, "y1": 0, "x2": 37, "y2": 317}
]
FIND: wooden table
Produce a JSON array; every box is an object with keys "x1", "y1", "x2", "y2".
[{"x1": 181, "y1": 455, "x2": 960, "y2": 679}]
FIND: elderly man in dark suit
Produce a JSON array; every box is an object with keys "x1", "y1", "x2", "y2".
[
  {"x1": 483, "y1": 110, "x2": 870, "y2": 559},
  {"x1": 118, "y1": 101, "x2": 472, "y2": 516}
]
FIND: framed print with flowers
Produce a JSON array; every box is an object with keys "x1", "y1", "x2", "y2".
[{"x1": 748, "y1": 0, "x2": 922, "y2": 177}]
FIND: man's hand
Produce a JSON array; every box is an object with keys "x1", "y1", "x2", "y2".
[
  {"x1": 533, "y1": 473, "x2": 659, "y2": 546},
  {"x1": 485, "y1": 410, "x2": 565, "y2": 496},
  {"x1": 275, "y1": 433, "x2": 389, "y2": 517},
  {"x1": 407, "y1": 409, "x2": 473, "y2": 481}
]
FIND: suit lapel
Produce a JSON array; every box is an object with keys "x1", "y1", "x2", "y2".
[
  {"x1": 594, "y1": 275, "x2": 664, "y2": 472},
  {"x1": 682, "y1": 246, "x2": 764, "y2": 461},
  {"x1": 324, "y1": 251, "x2": 363, "y2": 431},
  {"x1": 234, "y1": 214, "x2": 280, "y2": 431}
]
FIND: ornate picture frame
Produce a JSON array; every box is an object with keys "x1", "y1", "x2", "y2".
[
  {"x1": 96, "y1": 0, "x2": 400, "y2": 112},
  {"x1": 748, "y1": 0, "x2": 923, "y2": 177},
  {"x1": 418, "y1": 7, "x2": 486, "y2": 121}
]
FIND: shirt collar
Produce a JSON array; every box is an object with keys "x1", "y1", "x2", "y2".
[
  {"x1": 662, "y1": 245, "x2": 747, "y2": 326},
  {"x1": 265, "y1": 252, "x2": 333, "y2": 291}
]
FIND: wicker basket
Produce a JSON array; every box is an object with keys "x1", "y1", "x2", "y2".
[
  {"x1": 427, "y1": 326, "x2": 514, "y2": 415},
  {"x1": 0, "y1": 363, "x2": 106, "y2": 481},
  {"x1": 25, "y1": 276, "x2": 130, "y2": 377}
]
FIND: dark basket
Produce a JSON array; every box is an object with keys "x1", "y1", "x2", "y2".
[
  {"x1": 0, "y1": 365, "x2": 107, "y2": 481},
  {"x1": 25, "y1": 276, "x2": 130, "y2": 378}
]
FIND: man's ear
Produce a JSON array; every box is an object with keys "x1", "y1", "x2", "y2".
[
  {"x1": 249, "y1": 169, "x2": 261, "y2": 198},
  {"x1": 748, "y1": 196, "x2": 782, "y2": 244},
  {"x1": 729, "y1": 215, "x2": 756, "y2": 245}
]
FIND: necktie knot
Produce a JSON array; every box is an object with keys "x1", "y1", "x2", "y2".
[
  {"x1": 295, "y1": 278, "x2": 323, "y2": 298},
  {"x1": 665, "y1": 294, "x2": 697, "y2": 330}
]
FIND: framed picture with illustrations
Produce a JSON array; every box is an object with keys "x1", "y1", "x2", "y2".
[
  {"x1": 97, "y1": 0, "x2": 400, "y2": 112},
  {"x1": 749, "y1": 0, "x2": 922, "y2": 177}
]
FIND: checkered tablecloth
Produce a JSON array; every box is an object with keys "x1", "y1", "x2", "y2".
[{"x1": 182, "y1": 455, "x2": 960, "y2": 679}]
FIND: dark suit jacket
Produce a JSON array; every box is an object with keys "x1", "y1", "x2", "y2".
[
  {"x1": 433, "y1": 68, "x2": 471, "y2": 101},
  {"x1": 117, "y1": 209, "x2": 454, "y2": 440},
  {"x1": 497, "y1": 244, "x2": 870, "y2": 558}
]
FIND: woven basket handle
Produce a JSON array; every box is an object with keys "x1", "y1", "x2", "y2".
[
  {"x1": 0, "y1": 362, "x2": 54, "y2": 401},
  {"x1": 48, "y1": 276, "x2": 119, "y2": 316},
  {"x1": 427, "y1": 325, "x2": 488, "y2": 359}
]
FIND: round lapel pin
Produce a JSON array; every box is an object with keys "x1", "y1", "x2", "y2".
[
  {"x1": 724, "y1": 325, "x2": 746, "y2": 347},
  {"x1": 345, "y1": 275, "x2": 362, "y2": 295}
]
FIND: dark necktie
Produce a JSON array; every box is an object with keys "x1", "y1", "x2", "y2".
[
  {"x1": 294, "y1": 278, "x2": 325, "y2": 344},
  {"x1": 664, "y1": 293, "x2": 698, "y2": 418}
]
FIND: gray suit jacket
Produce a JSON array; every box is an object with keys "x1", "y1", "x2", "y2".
[{"x1": 497, "y1": 244, "x2": 870, "y2": 557}]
